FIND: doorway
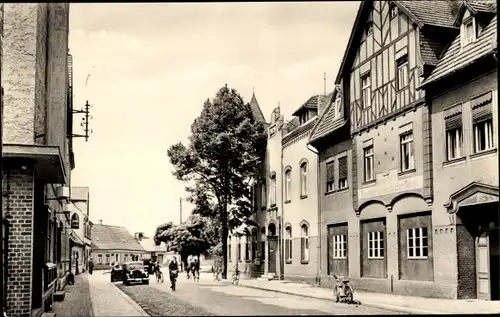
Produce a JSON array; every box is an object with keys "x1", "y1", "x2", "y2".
[
  {"x1": 477, "y1": 228, "x2": 499, "y2": 300},
  {"x1": 268, "y1": 237, "x2": 278, "y2": 274}
]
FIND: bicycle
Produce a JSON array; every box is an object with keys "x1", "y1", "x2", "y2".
[
  {"x1": 232, "y1": 269, "x2": 240, "y2": 285},
  {"x1": 213, "y1": 268, "x2": 221, "y2": 281},
  {"x1": 155, "y1": 270, "x2": 164, "y2": 283}
]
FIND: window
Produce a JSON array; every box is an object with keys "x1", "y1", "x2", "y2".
[
  {"x1": 270, "y1": 174, "x2": 277, "y2": 206},
  {"x1": 407, "y1": 227, "x2": 428, "y2": 259},
  {"x1": 97, "y1": 255, "x2": 102, "y2": 264},
  {"x1": 237, "y1": 237, "x2": 242, "y2": 261},
  {"x1": 363, "y1": 146, "x2": 374, "y2": 182},
  {"x1": 444, "y1": 105, "x2": 463, "y2": 160},
  {"x1": 332, "y1": 234, "x2": 347, "y2": 259},
  {"x1": 260, "y1": 228, "x2": 266, "y2": 260},
  {"x1": 261, "y1": 182, "x2": 266, "y2": 207},
  {"x1": 300, "y1": 224, "x2": 309, "y2": 262},
  {"x1": 389, "y1": 4, "x2": 397, "y2": 19},
  {"x1": 299, "y1": 111, "x2": 310, "y2": 125},
  {"x1": 400, "y1": 132, "x2": 414, "y2": 172},
  {"x1": 472, "y1": 92, "x2": 494, "y2": 154},
  {"x1": 361, "y1": 73, "x2": 371, "y2": 109},
  {"x1": 228, "y1": 236, "x2": 232, "y2": 261},
  {"x1": 285, "y1": 226, "x2": 292, "y2": 263},
  {"x1": 326, "y1": 160, "x2": 335, "y2": 192},
  {"x1": 365, "y1": 22, "x2": 373, "y2": 36},
  {"x1": 368, "y1": 231, "x2": 384, "y2": 259},
  {"x1": 251, "y1": 231, "x2": 257, "y2": 260},
  {"x1": 396, "y1": 55, "x2": 409, "y2": 90},
  {"x1": 116, "y1": 254, "x2": 119, "y2": 262},
  {"x1": 245, "y1": 234, "x2": 251, "y2": 261},
  {"x1": 300, "y1": 162, "x2": 308, "y2": 197},
  {"x1": 106, "y1": 254, "x2": 111, "y2": 264},
  {"x1": 462, "y1": 19, "x2": 475, "y2": 46},
  {"x1": 284, "y1": 169, "x2": 292, "y2": 202},
  {"x1": 338, "y1": 156, "x2": 348, "y2": 189},
  {"x1": 46, "y1": 216, "x2": 53, "y2": 262}
]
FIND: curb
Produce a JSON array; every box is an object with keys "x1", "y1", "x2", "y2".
[
  {"x1": 234, "y1": 282, "x2": 440, "y2": 315},
  {"x1": 110, "y1": 282, "x2": 150, "y2": 316}
]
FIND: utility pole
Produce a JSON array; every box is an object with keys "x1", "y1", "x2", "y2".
[{"x1": 179, "y1": 197, "x2": 183, "y2": 225}]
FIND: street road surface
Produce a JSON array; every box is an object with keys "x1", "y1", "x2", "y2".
[{"x1": 117, "y1": 273, "x2": 402, "y2": 316}]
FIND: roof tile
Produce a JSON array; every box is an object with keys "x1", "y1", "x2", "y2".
[
  {"x1": 398, "y1": 0, "x2": 462, "y2": 28},
  {"x1": 92, "y1": 224, "x2": 146, "y2": 252},
  {"x1": 421, "y1": 15, "x2": 497, "y2": 86}
]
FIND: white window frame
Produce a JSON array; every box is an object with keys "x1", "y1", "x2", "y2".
[
  {"x1": 396, "y1": 55, "x2": 409, "y2": 90},
  {"x1": 270, "y1": 175, "x2": 277, "y2": 206},
  {"x1": 300, "y1": 224, "x2": 309, "y2": 262},
  {"x1": 407, "y1": 227, "x2": 428, "y2": 259},
  {"x1": 332, "y1": 234, "x2": 347, "y2": 259},
  {"x1": 285, "y1": 227, "x2": 292, "y2": 262},
  {"x1": 361, "y1": 73, "x2": 371, "y2": 109},
  {"x1": 338, "y1": 156, "x2": 348, "y2": 189},
  {"x1": 97, "y1": 255, "x2": 102, "y2": 264},
  {"x1": 400, "y1": 132, "x2": 415, "y2": 172},
  {"x1": 367, "y1": 231, "x2": 384, "y2": 259},
  {"x1": 446, "y1": 127, "x2": 463, "y2": 160},
  {"x1": 461, "y1": 18, "x2": 476, "y2": 47},
  {"x1": 473, "y1": 119, "x2": 494, "y2": 153},
  {"x1": 300, "y1": 163, "x2": 308, "y2": 196},
  {"x1": 363, "y1": 145, "x2": 374, "y2": 182},
  {"x1": 285, "y1": 169, "x2": 292, "y2": 201}
]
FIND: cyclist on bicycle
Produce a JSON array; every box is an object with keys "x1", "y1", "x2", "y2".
[
  {"x1": 168, "y1": 257, "x2": 179, "y2": 290},
  {"x1": 153, "y1": 261, "x2": 162, "y2": 281},
  {"x1": 191, "y1": 257, "x2": 200, "y2": 281}
]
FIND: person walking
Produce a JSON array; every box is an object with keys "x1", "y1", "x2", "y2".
[{"x1": 168, "y1": 257, "x2": 179, "y2": 290}]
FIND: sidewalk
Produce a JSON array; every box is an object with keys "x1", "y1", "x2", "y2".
[
  {"x1": 50, "y1": 272, "x2": 94, "y2": 317},
  {"x1": 218, "y1": 274, "x2": 500, "y2": 314},
  {"x1": 88, "y1": 271, "x2": 149, "y2": 316}
]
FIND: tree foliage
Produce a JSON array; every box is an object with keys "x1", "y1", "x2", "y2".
[{"x1": 167, "y1": 85, "x2": 267, "y2": 278}]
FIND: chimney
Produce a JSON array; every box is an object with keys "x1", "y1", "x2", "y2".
[{"x1": 98, "y1": 219, "x2": 103, "y2": 225}]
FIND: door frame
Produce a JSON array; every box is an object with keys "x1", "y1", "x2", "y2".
[{"x1": 476, "y1": 230, "x2": 491, "y2": 300}]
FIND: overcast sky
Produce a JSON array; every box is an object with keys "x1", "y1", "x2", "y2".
[{"x1": 69, "y1": 2, "x2": 360, "y2": 237}]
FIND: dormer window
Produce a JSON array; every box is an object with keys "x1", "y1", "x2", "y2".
[
  {"x1": 299, "y1": 111, "x2": 310, "y2": 125},
  {"x1": 461, "y1": 18, "x2": 476, "y2": 47},
  {"x1": 334, "y1": 97, "x2": 341, "y2": 118},
  {"x1": 389, "y1": 4, "x2": 397, "y2": 20},
  {"x1": 365, "y1": 23, "x2": 373, "y2": 37}
]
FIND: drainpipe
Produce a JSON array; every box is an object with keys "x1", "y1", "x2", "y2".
[
  {"x1": 307, "y1": 143, "x2": 321, "y2": 285},
  {"x1": 279, "y1": 126, "x2": 285, "y2": 280}
]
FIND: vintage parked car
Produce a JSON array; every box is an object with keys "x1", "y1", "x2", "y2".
[
  {"x1": 122, "y1": 261, "x2": 150, "y2": 286},
  {"x1": 110, "y1": 263, "x2": 123, "y2": 283}
]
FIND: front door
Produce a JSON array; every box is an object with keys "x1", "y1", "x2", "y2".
[
  {"x1": 268, "y1": 238, "x2": 278, "y2": 274},
  {"x1": 476, "y1": 231, "x2": 491, "y2": 300}
]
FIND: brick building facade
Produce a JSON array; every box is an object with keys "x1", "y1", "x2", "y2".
[
  {"x1": 1, "y1": 3, "x2": 76, "y2": 316},
  {"x1": 309, "y1": 0, "x2": 498, "y2": 300}
]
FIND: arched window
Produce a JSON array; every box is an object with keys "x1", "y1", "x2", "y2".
[
  {"x1": 300, "y1": 223, "x2": 309, "y2": 263},
  {"x1": 71, "y1": 213, "x2": 80, "y2": 229},
  {"x1": 285, "y1": 225, "x2": 292, "y2": 263},
  {"x1": 270, "y1": 173, "x2": 277, "y2": 206},
  {"x1": 284, "y1": 168, "x2": 292, "y2": 202},
  {"x1": 260, "y1": 227, "x2": 266, "y2": 260},
  {"x1": 300, "y1": 162, "x2": 308, "y2": 197}
]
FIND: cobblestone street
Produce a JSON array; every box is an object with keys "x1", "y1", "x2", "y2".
[{"x1": 116, "y1": 272, "x2": 400, "y2": 316}]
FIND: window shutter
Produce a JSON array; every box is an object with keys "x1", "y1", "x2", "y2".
[
  {"x1": 472, "y1": 92, "x2": 492, "y2": 123},
  {"x1": 445, "y1": 113, "x2": 462, "y2": 130},
  {"x1": 326, "y1": 162, "x2": 335, "y2": 181},
  {"x1": 339, "y1": 156, "x2": 348, "y2": 179}
]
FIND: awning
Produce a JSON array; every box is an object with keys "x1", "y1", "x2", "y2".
[
  {"x1": 2, "y1": 144, "x2": 67, "y2": 184},
  {"x1": 70, "y1": 231, "x2": 85, "y2": 247}
]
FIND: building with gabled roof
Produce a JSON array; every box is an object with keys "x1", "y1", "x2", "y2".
[
  {"x1": 308, "y1": 0, "x2": 498, "y2": 300},
  {"x1": 90, "y1": 221, "x2": 147, "y2": 270}
]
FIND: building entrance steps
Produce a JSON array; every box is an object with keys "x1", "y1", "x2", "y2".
[
  {"x1": 88, "y1": 271, "x2": 149, "y2": 316},
  {"x1": 222, "y1": 275, "x2": 500, "y2": 314}
]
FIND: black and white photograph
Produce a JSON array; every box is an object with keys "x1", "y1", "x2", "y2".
[{"x1": 0, "y1": 1, "x2": 499, "y2": 316}]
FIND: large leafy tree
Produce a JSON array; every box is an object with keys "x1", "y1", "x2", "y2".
[{"x1": 167, "y1": 85, "x2": 266, "y2": 279}]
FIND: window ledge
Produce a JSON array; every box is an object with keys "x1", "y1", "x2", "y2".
[
  {"x1": 407, "y1": 257, "x2": 429, "y2": 260},
  {"x1": 285, "y1": 260, "x2": 292, "y2": 264},
  {"x1": 300, "y1": 260, "x2": 309, "y2": 265},
  {"x1": 398, "y1": 168, "x2": 416, "y2": 177},
  {"x1": 284, "y1": 200, "x2": 291, "y2": 204},
  {"x1": 300, "y1": 195, "x2": 308, "y2": 200},
  {"x1": 471, "y1": 148, "x2": 497, "y2": 160},
  {"x1": 325, "y1": 188, "x2": 350, "y2": 196},
  {"x1": 337, "y1": 187, "x2": 349, "y2": 193},
  {"x1": 442, "y1": 156, "x2": 466, "y2": 167},
  {"x1": 362, "y1": 179, "x2": 376, "y2": 186}
]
